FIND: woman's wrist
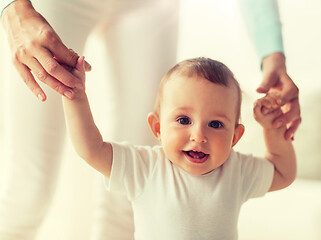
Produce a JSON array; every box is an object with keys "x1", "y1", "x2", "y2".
[
  {"x1": 1, "y1": 0, "x2": 34, "y2": 33},
  {"x1": 262, "y1": 52, "x2": 286, "y2": 72},
  {"x1": 1, "y1": 0, "x2": 32, "y2": 18}
]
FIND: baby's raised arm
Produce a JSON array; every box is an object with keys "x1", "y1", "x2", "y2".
[
  {"x1": 62, "y1": 57, "x2": 113, "y2": 177},
  {"x1": 253, "y1": 92, "x2": 296, "y2": 192}
]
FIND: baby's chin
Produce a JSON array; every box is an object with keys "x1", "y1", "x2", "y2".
[{"x1": 180, "y1": 165, "x2": 217, "y2": 176}]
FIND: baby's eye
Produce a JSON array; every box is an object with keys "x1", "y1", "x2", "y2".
[
  {"x1": 177, "y1": 116, "x2": 191, "y2": 125},
  {"x1": 208, "y1": 120, "x2": 223, "y2": 129}
]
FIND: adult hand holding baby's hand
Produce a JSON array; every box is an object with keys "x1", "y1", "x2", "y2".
[
  {"x1": 63, "y1": 56, "x2": 88, "y2": 101},
  {"x1": 253, "y1": 92, "x2": 284, "y2": 130},
  {"x1": 1, "y1": 0, "x2": 91, "y2": 101},
  {"x1": 59, "y1": 56, "x2": 87, "y2": 101},
  {"x1": 259, "y1": 52, "x2": 301, "y2": 140}
]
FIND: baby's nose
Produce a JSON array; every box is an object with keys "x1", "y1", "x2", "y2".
[{"x1": 190, "y1": 126, "x2": 207, "y2": 143}]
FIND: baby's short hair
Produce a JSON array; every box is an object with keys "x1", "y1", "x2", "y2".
[{"x1": 154, "y1": 57, "x2": 242, "y2": 125}]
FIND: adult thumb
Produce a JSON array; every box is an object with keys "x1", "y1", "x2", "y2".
[{"x1": 256, "y1": 75, "x2": 276, "y2": 93}]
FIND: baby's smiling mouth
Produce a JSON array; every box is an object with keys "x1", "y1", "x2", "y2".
[{"x1": 183, "y1": 150, "x2": 209, "y2": 163}]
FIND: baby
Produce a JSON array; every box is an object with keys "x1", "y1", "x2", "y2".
[{"x1": 62, "y1": 57, "x2": 296, "y2": 239}]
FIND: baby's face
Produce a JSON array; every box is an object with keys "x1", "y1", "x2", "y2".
[{"x1": 158, "y1": 75, "x2": 243, "y2": 175}]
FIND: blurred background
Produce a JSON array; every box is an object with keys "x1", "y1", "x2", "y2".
[{"x1": 0, "y1": 0, "x2": 320, "y2": 239}]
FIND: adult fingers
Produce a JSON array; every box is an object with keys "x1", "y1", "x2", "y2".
[
  {"x1": 273, "y1": 99, "x2": 300, "y2": 126},
  {"x1": 64, "y1": 49, "x2": 91, "y2": 72},
  {"x1": 49, "y1": 38, "x2": 78, "y2": 67},
  {"x1": 33, "y1": 47, "x2": 82, "y2": 89},
  {"x1": 13, "y1": 60, "x2": 47, "y2": 101},
  {"x1": 45, "y1": 36, "x2": 92, "y2": 72},
  {"x1": 26, "y1": 57, "x2": 76, "y2": 99},
  {"x1": 55, "y1": 53, "x2": 91, "y2": 73},
  {"x1": 256, "y1": 72, "x2": 278, "y2": 94},
  {"x1": 284, "y1": 118, "x2": 301, "y2": 140},
  {"x1": 273, "y1": 100, "x2": 302, "y2": 139},
  {"x1": 277, "y1": 74, "x2": 299, "y2": 106}
]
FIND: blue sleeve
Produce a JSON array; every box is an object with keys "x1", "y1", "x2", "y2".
[{"x1": 239, "y1": 0, "x2": 284, "y2": 63}]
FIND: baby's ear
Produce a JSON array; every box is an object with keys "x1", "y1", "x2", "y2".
[
  {"x1": 147, "y1": 112, "x2": 161, "y2": 140},
  {"x1": 231, "y1": 124, "x2": 245, "y2": 147}
]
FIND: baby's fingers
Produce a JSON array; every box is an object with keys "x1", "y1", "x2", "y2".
[
  {"x1": 254, "y1": 100, "x2": 283, "y2": 128},
  {"x1": 253, "y1": 100, "x2": 264, "y2": 121},
  {"x1": 76, "y1": 56, "x2": 86, "y2": 72},
  {"x1": 60, "y1": 56, "x2": 85, "y2": 89},
  {"x1": 73, "y1": 56, "x2": 86, "y2": 83},
  {"x1": 258, "y1": 92, "x2": 281, "y2": 114}
]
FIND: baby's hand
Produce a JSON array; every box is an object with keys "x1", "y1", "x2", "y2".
[
  {"x1": 254, "y1": 92, "x2": 283, "y2": 129},
  {"x1": 62, "y1": 56, "x2": 86, "y2": 99},
  {"x1": 72, "y1": 56, "x2": 86, "y2": 87}
]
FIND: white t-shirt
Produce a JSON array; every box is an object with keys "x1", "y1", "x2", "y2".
[{"x1": 107, "y1": 142, "x2": 274, "y2": 240}]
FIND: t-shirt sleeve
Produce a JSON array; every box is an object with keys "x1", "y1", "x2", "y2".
[
  {"x1": 238, "y1": 152, "x2": 274, "y2": 202},
  {"x1": 106, "y1": 142, "x2": 160, "y2": 200}
]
